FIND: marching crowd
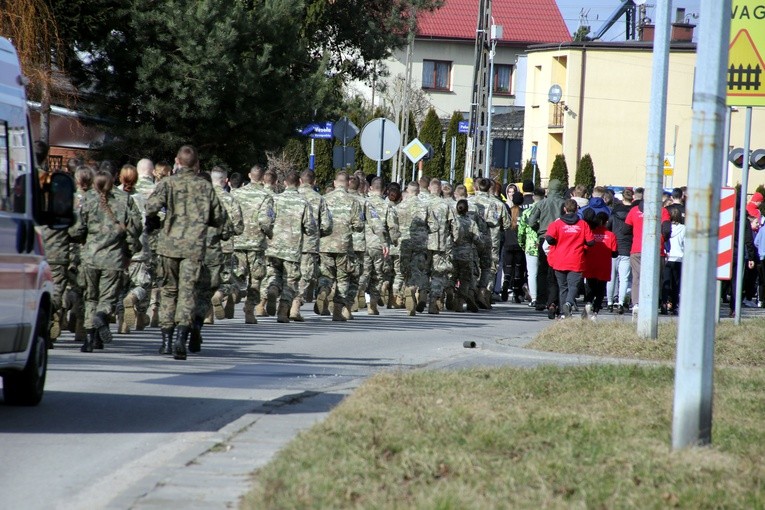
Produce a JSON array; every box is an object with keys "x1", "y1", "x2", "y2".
[{"x1": 39, "y1": 142, "x2": 764, "y2": 360}]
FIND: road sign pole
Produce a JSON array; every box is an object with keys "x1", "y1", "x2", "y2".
[
  {"x1": 450, "y1": 136, "x2": 457, "y2": 183},
  {"x1": 377, "y1": 119, "x2": 386, "y2": 177},
  {"x1": 734, "y1": 106, "x2": 753, "y2": 325},
  {"x1": 672, "y1": 0, "x2": 732, "y2": 450},
  {"x1": 637, "y1": 0, "x2": 672, "y2": 340},
  {"x1": 723, "y1": 108, "x2": 733, "y2": 187},
  {"x1": 309, "y1": 138, "x2": 316, "y2": 171}
]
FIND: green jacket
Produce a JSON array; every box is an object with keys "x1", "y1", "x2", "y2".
[
  {"x1": 266, "y1": 187, "x2": 316, "y2": 263},
  {"x1": 517, "y1": 204, "x2": 539, "y2": 256},
  {"x1": 231, "y1": 182, "x2": 274, "y2": 252}
]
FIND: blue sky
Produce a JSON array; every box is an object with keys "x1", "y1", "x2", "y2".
[{"x1": 555, "y1": 0, "x2": 702, "y2": 41}]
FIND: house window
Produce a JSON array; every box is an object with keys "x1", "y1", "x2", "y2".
[
  {"x1": 422, "y1": 60, "x2": 451, "y2": 91},
  {"x1": 493, "y1": 64, "x2": 513, "y2": 94}
]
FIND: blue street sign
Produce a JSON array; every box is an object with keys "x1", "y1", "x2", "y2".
[
  {"x1": 300, "y1": 121, "x2": 334, "y2": 139},
  {"x1": 458, "y1": 120, "x2": 469, "y2": 134},
  {"x1": 530, "y1": 145, "x2": 537, "y2": 164}
]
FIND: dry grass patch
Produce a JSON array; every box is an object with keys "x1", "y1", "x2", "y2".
[
  {"x1": 527, "y1": 317, "x2": 765, "y2": 367},
  {"x1": 242, "y1": 365, "x2": 765, "y2": 509}
]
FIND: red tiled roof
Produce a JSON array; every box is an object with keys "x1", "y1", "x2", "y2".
[{"x1": 417, "y1": 0, "x2": 572, "y2": 45}]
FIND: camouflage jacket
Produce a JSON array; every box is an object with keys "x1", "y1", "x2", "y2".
[
  {"x1": 232, "y1": 182, "x2": 274, "y2": 252},
  {"x1": 469, "y1": 191, "x2": 511, "y2": 246},
  {"x1": 386, "y1": 198, "x2": 402, "y2": 256},
  {"x1": 366, "y1": 193, "x2": 400, "y2": 252},
  {"x1": 319, "y1": 187, "x2": 364, "y2": 254},
  {"x1": 298, "y1": 183, "x2": 333, "y2": 253},
  {"x1": 348, "y1": 189, "x2": 367, "y2": 253},
  {"x1": 396, "y1": 194, "x2": 436, "y2": 251},
  {"x1": 451, "y1": 214, "x2": 484, "y2": 261},
  {"x1": 265, "y1": 187, "x2": 316, "y2": 263},
  {"x1": 214, "y1": 186, "x2": 244, "y2": 255},
  {"x1": 145, "y1": 167, "x2": 225, "y2": 262},
  {"x1": 120, "y1": 185, "x2": 152, "y2": 263},
  {"x1": 135, "y1": 176, "x2": 156, "y2": 202},
  {"x1": 69, "y1": 188, "x2": 142, "y2": 270},
  {"x1": 40, "y1": 227, "x2": 70, "y2": 265},
  {"x1": 422, "y1": 194, "x2": 454, "y2": 252}
]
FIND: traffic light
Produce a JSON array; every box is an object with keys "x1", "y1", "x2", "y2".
[
  {"x1": 750, "y1": 149, "x2": 765, "y2": 171},
  {"x1": 729, "y1": 148, "x2": 746, "y2": 168}
]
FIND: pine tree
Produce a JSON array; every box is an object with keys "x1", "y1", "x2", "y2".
[
  {"x1": 549, "y1": 154, "x2": 569, "y2": 190},
  {"x1": 520, "y1": 159, "x2": 541, "y2": 188},
  {"x1": 444, "y1": 111, "x2": 467, "y2": 183},
  {"x1": 283, "y1": 138, "x2": 309, "y2": 172},
  {"x1": 418, "y1": 108, "x2": 445, "y2": 179},
  {"x1": 574, "y1": 153, "x2": 596, "y2": 190},
  {"x1": 313, "y1": 139, "x2": 334, "y2": 188}
]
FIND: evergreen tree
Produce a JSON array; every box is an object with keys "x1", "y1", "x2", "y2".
[
  {"x1": 520, "y1": 159, "x2": 541, "y2": 188},
  {"x1": 574, "y1": 153, "x2": 596, "y2": 190},
  {"x1": 444, "y1": 111, "x2": 467, "y2": 183},
  {"x1": 549, "y1": 154, "x2": 569, "y2": 190},
  {"x1": 418, "y1": 108, "x2": 445, "y2": 179},
  {"x1": 313, "y1": 138, "x2": 334, "y2": 188}
]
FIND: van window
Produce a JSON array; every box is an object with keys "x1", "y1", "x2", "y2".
[
  {"x1": 0, "y1": 121, "x2": 11, "y2": 212},
  {"x1": 6, "y1": 123, "x2": 29, "y2": 214}
]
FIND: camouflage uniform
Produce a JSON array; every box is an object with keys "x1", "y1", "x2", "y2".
[
  {"x1": 297, "y1": 183, "x2": 333, "y2": 304},
  {"x1": 212, "y1": 185, "x2": 244, "y2": 318},
  {"x1": 317, "y1": 187, "x2": 364, "y2": 319},
  {"x1": 451, "y1": 213, "x2": 484, "y2": 311},
  {"x1": 232, "y1": 182, "x2": 274, "y2": 321},
  {"x1": 135, "y1": 176, "x2": 156, "y2": 202},
  {"x1": 117, "y1": 185, "x2": 153, "y2": 333},
  {"x1": 396, "y1": 194, "x2": 437, "y2": 315},
  {"x1": 134, "y1": 176, "x2": 162, "y2": 324},
  {"x1": 347, "y1": 189, "x2": 367, "y2": 310},
  {"x1": 68, "y1": 187, "x2": 142, "y2": 346},
  {"x1": 422, "y1": 193, "x2": 455, "y2": 312},
  {"x1": 363, "y1": 193, "x2": 400, "y2": 312},
  {"x1": 40, "y1": 226, "x2": 70, "y2": 341},
  {"x1": 264, "y1": 186, "x2": 316, "y2": 321},
  {"x1": 146, "y1": 167, "x2": 225, "y2": 329},
  {"x1": 469, "y1": 191, "x2": 510, "y2": 301}
]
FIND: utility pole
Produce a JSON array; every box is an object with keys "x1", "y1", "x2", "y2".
[
  {"x1": 466, "y1": 0, "x2": 492, "y2": 179},
  {"x1": 637, "y1": 0, "x2": 672, "y2": 339},
  {"x1": 672, "y1": 0, "x2": 732, "y2": 450}
]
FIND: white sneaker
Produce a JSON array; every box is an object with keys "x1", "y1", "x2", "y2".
[
  {"x1": 590, "y1": 312, "x2": 598, "y2": 321},
  {"x1": 583, "y1": 303, "x2": 593, "y2": 320}
]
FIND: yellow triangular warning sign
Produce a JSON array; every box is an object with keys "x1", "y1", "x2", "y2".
[{"x1": 728, "y1": 29, "x2": 765, "y2": 98}]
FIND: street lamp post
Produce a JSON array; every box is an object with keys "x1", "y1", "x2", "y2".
[{"x1": 484, "y1": 22, "x2": 502, "y2": 178}]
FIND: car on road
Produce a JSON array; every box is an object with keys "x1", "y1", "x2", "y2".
[{"x1": 0, "y1": 36, "x2": 74, "y2": 405}]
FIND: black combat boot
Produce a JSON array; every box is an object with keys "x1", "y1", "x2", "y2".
[
  {"x1": 93, "y1": 311, "x2": 113, "y2": 344},
  {"x1": 173, "y1": 326, "x2": 190, "y2": 360},
  {"x1": 188, "y1": 317, "x2": 203, "y2": 354},
  {"x1": 159, "y1": 327, "x2": 175, "y2": 355},
  {"x1": 81, "y1": 329, "x2": 96, "y2": 353}
]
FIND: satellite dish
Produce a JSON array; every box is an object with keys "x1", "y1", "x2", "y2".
[{"x1": 548, "y1": 84, "x2": 563, "y2": 104}]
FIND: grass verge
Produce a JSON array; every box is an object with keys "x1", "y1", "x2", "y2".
[
  {"x1": 527, "y1": 317, "x2": 765, "y2": 367},
  {"x1": 242, "y1": 365, "x2": 765, "y2": 509}
]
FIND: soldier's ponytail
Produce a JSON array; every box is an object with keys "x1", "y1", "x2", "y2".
[{"x1": 93, "y1": 170, "x2": 125, "y2": 234}]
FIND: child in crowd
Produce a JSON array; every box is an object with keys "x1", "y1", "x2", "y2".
[
  {"x1": 582, "y1": 211, "x2": 617, "y2": 320},
  {"x1": 545, "y1": 199, "x2": 595, "y2": 318},
  {"x1": 661, "y1": 207, "x2": 685, "y2": 315}
]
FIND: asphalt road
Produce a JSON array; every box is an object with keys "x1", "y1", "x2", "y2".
[{"x1": 0, "y1": 299, "x2": 645, "y2": 509}]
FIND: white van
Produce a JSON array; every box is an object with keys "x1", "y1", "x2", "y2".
[{"x1": 0, "y1": 37, "x2": 74, "y2": 405}]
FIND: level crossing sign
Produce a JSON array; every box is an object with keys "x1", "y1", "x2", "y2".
[{"x1": 727, "y1": 1, "x2": 765, "y2": 106}]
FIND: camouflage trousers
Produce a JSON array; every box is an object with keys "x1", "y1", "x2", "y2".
[
  {"x1": 390, "y1": 254, "x2": 404, "y2": 298},
  {"x1": 195, "y1": 263, "x2": 222, "y2": 321},
  {"x1": 318, "y1": 252, "x2": 352, "y2": 305},
  {"x1": 220, "y1": 251, "x2": 241, "y2": 296},
  {"x1": 159, "y1": 256, "x2": 201, "y2": 328},
  {"x1": 49, "y1": 264, "x2": 68, "y2": 315},
  {"x1": 360, "y1": 248, "x2": 385, "y2": 301},
  {"x1": 347, "y1": 251, "x2": 365, "y2": 303},
  {"x1": 477, "y1": 241, "x2": 494, "y2": 289},
  {"x1": 234, "y1": 250, "x2": 266, "y2": 305},
  {"x1": 429, "y1": 250, "x2": 453, "y2": 302},
  {"x1": 400, "y1": 245, "x2": 431, "y2": 293},
  {"x1": 83, "y1": 266, "x2": 123, "y2": 329},
  {"x1": 265, "y1": 257, "x2": 301, "y2": 304},
  {"x1": 453, "y1": 258, "x2": 477, "y2": 300},
  {"x1": 118, "y1": 260, "x2": 152, "y2": 314},
  {"x1": 298, "y1": 252, "x2": 319, "y2": 303}
]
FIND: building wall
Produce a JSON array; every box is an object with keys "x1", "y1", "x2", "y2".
[{"x1": 523, "y1": 45, "x2": 765, "y2": 192}]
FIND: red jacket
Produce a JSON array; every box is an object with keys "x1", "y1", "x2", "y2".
[
  {"x1": 546, "y1": 214, "x2": 594, "y2": 272},
  {"x1": 584, "y1": 226, "x2": 618, "y2": 280}
]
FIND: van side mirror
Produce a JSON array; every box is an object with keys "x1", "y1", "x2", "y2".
[{"x1": 45, "y1": 172, "x2": 75, "y2": 229}]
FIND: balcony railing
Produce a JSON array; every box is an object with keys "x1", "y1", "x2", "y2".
[{"x1": 549, "y1": 103, "x2": 565, "y2": 128}]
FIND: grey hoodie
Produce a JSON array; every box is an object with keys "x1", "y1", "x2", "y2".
[{"x1": 528, "y1": 179, "x2": 565, "y2": 236}]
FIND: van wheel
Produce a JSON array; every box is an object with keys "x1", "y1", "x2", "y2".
[{"x1": 3, "y1": 311, "x2": 48, "y2": 406}]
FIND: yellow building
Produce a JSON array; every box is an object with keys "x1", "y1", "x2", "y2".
[{"x1": 522, "y1": 41, "x2": 765, "y2": 191}]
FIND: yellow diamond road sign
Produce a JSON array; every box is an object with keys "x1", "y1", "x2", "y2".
[
  {"x1": 727, "y1": 1, "x2": 765, "y2": 106},
  {"x1": 403, "y1": 138, "x2": 428, "y2": 164},
  {"x1": 663, "y1": 154, "x2": 674, "y2": 177}
]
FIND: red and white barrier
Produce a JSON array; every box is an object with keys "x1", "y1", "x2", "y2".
[{"x1": 717, "y1": 187, "x2": 736, "y2": 280}]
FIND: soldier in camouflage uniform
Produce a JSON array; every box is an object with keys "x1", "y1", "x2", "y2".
[
  {"x1": 451, "y1": 199, "x2": 483, "y2": 312},
  {"x1": 69, "y1": 170, "x2": 142, "y2": 352},
  {"x1": 263, "y1": 170, "x2": 277, "y2": 196},
  {"x1": 232, "y1": 165, "x2": 275, "y2": 323},
  {"x1": 135, "y1": 158, "x2": 156, "y2": 199},
  {"x1": 396, "y1": 181, "x2": 437, "y2": 316},
  {"x1": 40, "y1": 204, "x2": 72, "y2": 345},
  {"x1": 297, "y1": 170, "x2": 332, "y2": 315},
  {"x1": 422, "y1": 178, "x2": 455, "y2": 314},
  {"x1": 362, "y1": 177, "x2": 399, "y2": 315},
  {"x1": 145, "y1": 145, "x2": 225, "y2": 360},
  {"x1": 347, "y1": 175, "x2": 367, "y2": 312},
  {"x1": 386, "y1": 183, "x2": 404, "y2": 308},
  {"x1": 210, "y1": 167, "x2": 244, "y2": 320},
  {"x1": 469, "y1": 177, "x2": 510, "y2": 309},
  {"x1": 316, "y1": 171, "x2": 364, "y2": 322},
  {"x1": 264, "y1": 171, "x2": 316, "y2": 322}
]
